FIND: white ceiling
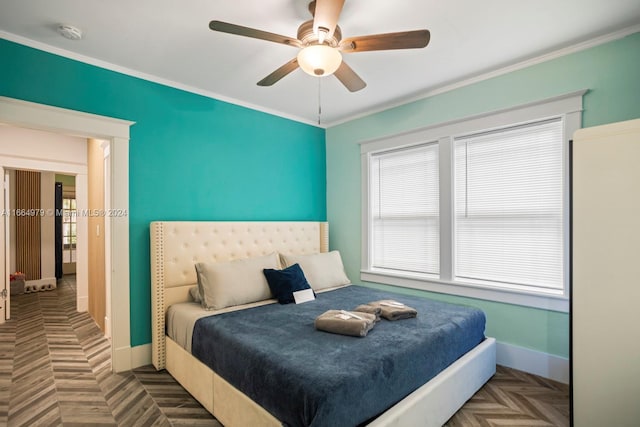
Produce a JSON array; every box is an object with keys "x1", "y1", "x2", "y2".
[{"x1": 1, "y1": 0, "x2": 639, "y2": 127}]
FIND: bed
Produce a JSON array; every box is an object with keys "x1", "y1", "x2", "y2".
[{"x1": 151, "y1": 221, "x2": 496, "y2": 427}]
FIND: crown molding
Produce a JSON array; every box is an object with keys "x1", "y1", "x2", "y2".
[
  {"x1": 0, "y1": 31, "x2": 321, "y2": 128},
  {"x1": 326, "y1": 23, "x2": 640, "y2": 127},
  {"x1": 3, "y1": 23, "x2": 639, "y2": 130}
]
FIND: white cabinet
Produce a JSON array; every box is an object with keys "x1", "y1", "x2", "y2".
[{"x1": 572, "y1": 118, "x2": 640, "y2": 427}]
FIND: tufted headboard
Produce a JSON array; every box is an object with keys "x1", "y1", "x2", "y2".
[{"x1": 150, "y1": 221, "x2": 329, "y2": 370}]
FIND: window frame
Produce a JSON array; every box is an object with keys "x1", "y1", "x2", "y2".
[
  {"x1": 370, "y1": 142, "x2": 441, "y2": 277},
  {"x1": 62, "y1": 197, "x2": 77, "y2": 263},
  {"x1": 360, "y1": 91, "x2": 586, "y2": 312}
]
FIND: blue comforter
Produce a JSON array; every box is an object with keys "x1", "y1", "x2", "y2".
[{"x1": 192, "y1": 285, "x2": 485, "y2": 427}]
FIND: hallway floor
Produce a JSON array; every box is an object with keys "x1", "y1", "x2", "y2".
[{"x1": 0, "y1": 275, "x2": 220, "y2": 426}]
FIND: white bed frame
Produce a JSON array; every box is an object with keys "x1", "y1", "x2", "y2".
[{"x1": 151, "y1": 221, "x2": 496, "y2": 427}]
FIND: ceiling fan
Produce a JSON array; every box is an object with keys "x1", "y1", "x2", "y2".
[{"x1": 209, "y1": 0, "x2": 430, "y2": 92}]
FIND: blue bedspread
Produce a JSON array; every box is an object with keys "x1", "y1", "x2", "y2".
[{"x1": 192, "y1": 285, "x2": 485, "y2": 427}]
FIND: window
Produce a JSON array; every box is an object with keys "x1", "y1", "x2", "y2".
[
  {"x1": 454, "y1": 118, "x2": 564, "y2": 294},
  {"x1": 361, "y1": 91, "x2": 584, "y2": 312},
  {"x1": 370, "y1": 144, "x2": 439, "y2": 276},
  {"x1": 62, "y1": 197, "x2": 77, "y2": 263}
]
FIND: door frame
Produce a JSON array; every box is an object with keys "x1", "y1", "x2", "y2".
[
  {"x1": 0, "y1": 96, "x2": 134, "y2": 372},
  {"x1": 2, "y1": 171, "x2": 9, "y2": 322}
]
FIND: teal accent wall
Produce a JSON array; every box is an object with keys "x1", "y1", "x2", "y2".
[
  {"x1": 0, "y1": 39, "x2": 326, "y2": 346},
  {"x1": 326, "y1": 32, "x2": 640, "y2": 358}
]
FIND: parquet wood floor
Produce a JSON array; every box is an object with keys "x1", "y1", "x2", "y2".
[
  {"x1": 0, "y1": 276, "x2": 569, "y2": 426},
  {"x1": 445, "y1": 365, "x2": 569, "y2": 426}
]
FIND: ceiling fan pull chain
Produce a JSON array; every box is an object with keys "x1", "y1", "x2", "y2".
[{"x1": 318, "y1": 77, "x2": 322, "y2": 125}]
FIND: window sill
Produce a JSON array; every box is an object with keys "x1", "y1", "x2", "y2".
[{"x1": 360, "y1": 270, "x2": 569, "y2": 313}]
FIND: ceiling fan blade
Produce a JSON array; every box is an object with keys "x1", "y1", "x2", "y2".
[
  {"x1": 312, "y1": 0, "x2": 345, "y2": 39},
  {"x1": 257, "y1": 58, "x2": 300, "y2": 86},
  {"x1": 340, "y1": 30, "x2": 430, "y2": 53},
  {"x1": 209, "y1": 21, "x2": 301, "y2": 48},
  {"x1": 334, "y1": 61, "x2": 366, "y2": 92}
]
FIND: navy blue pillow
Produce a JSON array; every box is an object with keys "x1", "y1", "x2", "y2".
[{"x1": 263, "y1": 263, "x2": 311, "y2": 304}]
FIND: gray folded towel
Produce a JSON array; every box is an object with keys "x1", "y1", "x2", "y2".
[
  {"x1": 315, "y1": 310, "x2": 377, "y2": 337},
  {"x1": 353, "y1": 304, "x2": 382, "y2": 322},
  {"x1": 363, "y1": 300, "x2": 417, "y2": 321}
]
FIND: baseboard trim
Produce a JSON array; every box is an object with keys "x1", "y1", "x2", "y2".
[
  {"x1": 104, "y1": 316, "x2": 111, "y2": 339},
  {"x1": 112, "y1": 345, "x2": 132, "y2": 373},
  {"x1": 77, "y1": 295, "x2": 88, "y2": 312},
  {"x1": 111, "y1": 343, "x2": 153, "y2": 373},
  {"x1": 496, "y1": 341, "x2": 569, "y2": 384},
  {"x1": 131, "y1": 343, "x2": 152, "y2": 369}
]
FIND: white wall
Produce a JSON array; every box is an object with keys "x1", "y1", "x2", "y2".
[{"x1": 0, "y1": 124, "x2": 87, "y2": 164}]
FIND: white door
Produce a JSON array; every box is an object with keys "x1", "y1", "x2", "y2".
[
  {"x1": 573, "y1": 118, "x2": 640, "y2": 426},
  {"x1": 1, "y1": 170, "x2": 9, "y2": 322}
]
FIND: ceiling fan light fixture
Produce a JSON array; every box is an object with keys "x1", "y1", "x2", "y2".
[{"x1": 297, "y1": 44, "x2": 342, "y2": 77}]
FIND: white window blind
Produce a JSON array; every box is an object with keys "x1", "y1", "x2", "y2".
[
  {"x1": 371, "y1": 143, "x2": 439, "y2": 275},
  {"x1": 454, "y1": 118, "x2": 564, "y2": 293}
]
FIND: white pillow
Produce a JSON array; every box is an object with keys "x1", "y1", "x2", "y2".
[
  {"x1": 281, "y1": 251, "x2": 350, "y2": 291},
  {"x1": 195, "y1": 252, "x2": 280, "y2": 310}
]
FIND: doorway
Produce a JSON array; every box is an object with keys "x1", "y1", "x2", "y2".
[
  {"x1": 58, "y1": 176, "x2": 77, "y2": 276},
  {"x1": 0, "y1": 96, "x2": 133, "y2": 372},
  {"x1": 6, "y1": 169, "x2": 64, "y2": 297}
]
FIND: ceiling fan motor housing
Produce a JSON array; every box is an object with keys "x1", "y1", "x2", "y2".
[{"x1": 297, "y1": 20, "x2": 341, "y2": 47}]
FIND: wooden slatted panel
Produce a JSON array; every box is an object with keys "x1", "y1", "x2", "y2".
[{"x1": 15, "y1": 170, "x2": 41, "y2": 281}]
